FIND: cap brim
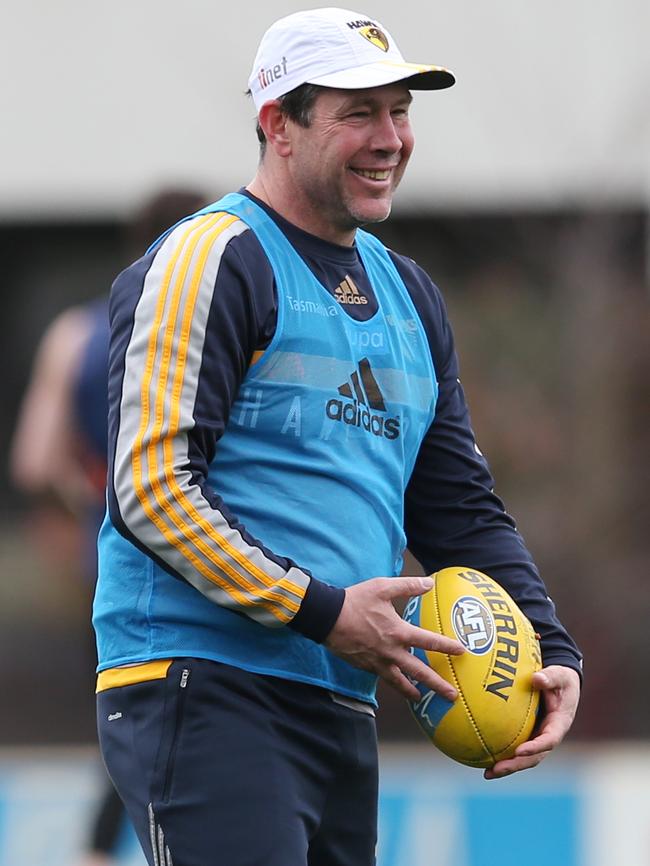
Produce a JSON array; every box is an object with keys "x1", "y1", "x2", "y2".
[{"x1": 307, "y1": 60, "x2": 455, "y2": 92}]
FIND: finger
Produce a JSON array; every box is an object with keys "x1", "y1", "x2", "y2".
[
  {"x1": 533, "y1": 665, "x2": 581, "y2": 693},
  {"x1": 381, "y1": 663, "x2": 423, "y2": 702},
  {"x1": 398, "y1": 654, "x2": 458, "y2": 702},
  {"x1": 406, "y1": 624, "x2": 464, "y2": 656},
  {"x1": 484, "y1": 750, "x2": 550, "y2": 780},
  {"x1": 515, "y1": 732, "x2": 558, "y2": 756},
  {"x1": 532, "y1": 670, "x2": 562, "y2": 694},
  {"x1": 531, "y1": 670, "x2": 552, "y2": 691},
  {"x1": 383, "y1": 576, "x2": 434, "y2": 600},
  {"x1": 514, "y1": 716, "x2": 566, "y2": 756}
]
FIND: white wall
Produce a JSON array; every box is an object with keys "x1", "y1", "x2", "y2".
[{"x1": 2, "y1": 1, "x2": 648, "y2": 218}]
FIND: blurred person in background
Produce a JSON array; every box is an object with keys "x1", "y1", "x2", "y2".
[
  {"x1": 10, "y1": 188, "x2": 208, "y2": 866},
  {"x1": 92, "y1": 8, "x2": 582, "y2": 866}
]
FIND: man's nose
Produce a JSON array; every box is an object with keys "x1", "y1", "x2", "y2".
[{"x1": 369, "y1": 112, "x2": 403, "y2": 153}]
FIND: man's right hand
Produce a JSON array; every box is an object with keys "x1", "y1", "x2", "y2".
[{"x1": 324, "y1": 576, "x2": 464, "y2": 701}]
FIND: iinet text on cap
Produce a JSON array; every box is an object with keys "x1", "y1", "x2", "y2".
[{"x1": 258, "y1": 57, "x2": 289, "y2": 90}]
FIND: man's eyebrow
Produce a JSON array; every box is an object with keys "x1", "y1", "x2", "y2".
[{"x1": 340, "y1": 92, "x2": 414, "y2": 110}]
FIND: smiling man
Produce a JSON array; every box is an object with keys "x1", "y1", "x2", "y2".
[
  {"x1": 94, "y1": 8, "x2": 582, "y2": 866},
  {"x1": 249, "y1": 85, "x2": 414, "y2": 242}
]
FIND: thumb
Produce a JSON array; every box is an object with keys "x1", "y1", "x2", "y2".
[
  {"x1": 532, "y1": 670, "x2": 551, "y2": 690},
  {"x1": 385, "y1": 575, "x2": 434, "y2": 600}
]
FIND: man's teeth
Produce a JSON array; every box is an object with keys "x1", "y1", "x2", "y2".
[{"x1": 353, "y1": 169, "x2": 391, "y2": 180}]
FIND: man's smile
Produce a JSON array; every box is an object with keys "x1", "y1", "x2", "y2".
[{"x1": 349, "y1": 167, "x2": 393, "y2": 181}]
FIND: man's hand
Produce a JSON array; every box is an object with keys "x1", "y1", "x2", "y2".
[
  {"x1": 324, "y1": 576, "x2": 464, "y2": 701},
  {"x1": 484, "y1": 665, "x2": 581, "y2": 780}
]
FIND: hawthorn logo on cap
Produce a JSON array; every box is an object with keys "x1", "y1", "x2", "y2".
[{"x1": 359, "y1": 26, "x2": 389, "y2": 52}]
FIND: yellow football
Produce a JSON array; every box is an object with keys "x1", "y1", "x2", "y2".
[{"x1": 403, "y1": 566, "x2": 542, "y2": 768}]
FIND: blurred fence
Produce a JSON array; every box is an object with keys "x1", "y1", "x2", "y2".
[{"x1": 1, "y1": 743, "x2": 649, "y2": 866}]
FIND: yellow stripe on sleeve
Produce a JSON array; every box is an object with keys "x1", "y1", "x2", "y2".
[
  {"x1": 132, "y1": 216, "x2": 280, "y2": 613},
  {"x1": 161, "y1": 220, "x2": 304, "y2": 609},
  {"x1": 131, "y1": 214, "x2": 304, "y2": 622}
]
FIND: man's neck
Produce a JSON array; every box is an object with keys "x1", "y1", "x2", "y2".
[{"x1": 245, "y1": 174, "x2": 357, "y2": 247}]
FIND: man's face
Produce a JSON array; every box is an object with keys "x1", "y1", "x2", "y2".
[{"x1": 284, "y1": 84, "x2": 415, "y2": 245}]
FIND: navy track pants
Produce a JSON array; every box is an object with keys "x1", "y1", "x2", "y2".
[{"x1": 97, "y1": 658, "x2": 378, "y2": 866}]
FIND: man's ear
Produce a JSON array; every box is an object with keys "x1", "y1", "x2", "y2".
[{"x1": 258, "y1": 101, "x2": 292, "y2": 157}]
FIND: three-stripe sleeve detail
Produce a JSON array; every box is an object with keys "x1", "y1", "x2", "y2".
[{"x1": 113, "y1": 213, "x2": 309, "y2": 626}]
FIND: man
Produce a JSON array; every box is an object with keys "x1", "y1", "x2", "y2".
[{"x1": 94, "y1": 8, "x2": 581, "y2": 866}]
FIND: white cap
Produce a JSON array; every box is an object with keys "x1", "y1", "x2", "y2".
[{"x1": 248, "y1": 7, "x2": 455, "y2": 112}]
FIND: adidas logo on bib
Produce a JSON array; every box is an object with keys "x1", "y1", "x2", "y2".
[
  {"x1": 325, "y1": 358, "x2": 400, "y2": 440},
  {"x1": 334, "y1": 276, "x2": 368, "y2": 306}
]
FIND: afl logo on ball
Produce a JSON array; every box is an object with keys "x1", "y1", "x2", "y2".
[{"x1": 452, "y1": 596, "x2": 495, "y2": 655}]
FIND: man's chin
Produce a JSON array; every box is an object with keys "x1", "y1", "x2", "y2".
[{"x1": 350, "y1": 201, "x2": 393, "y2": 227}]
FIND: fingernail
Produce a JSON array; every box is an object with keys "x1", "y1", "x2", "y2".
[{"x1": 421, "y1": 577, "x2": 433, "y2": 589}]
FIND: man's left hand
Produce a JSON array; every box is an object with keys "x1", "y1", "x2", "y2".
[{"x1": 483, "y1": 665, "x2": 581, "y2": 781}]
